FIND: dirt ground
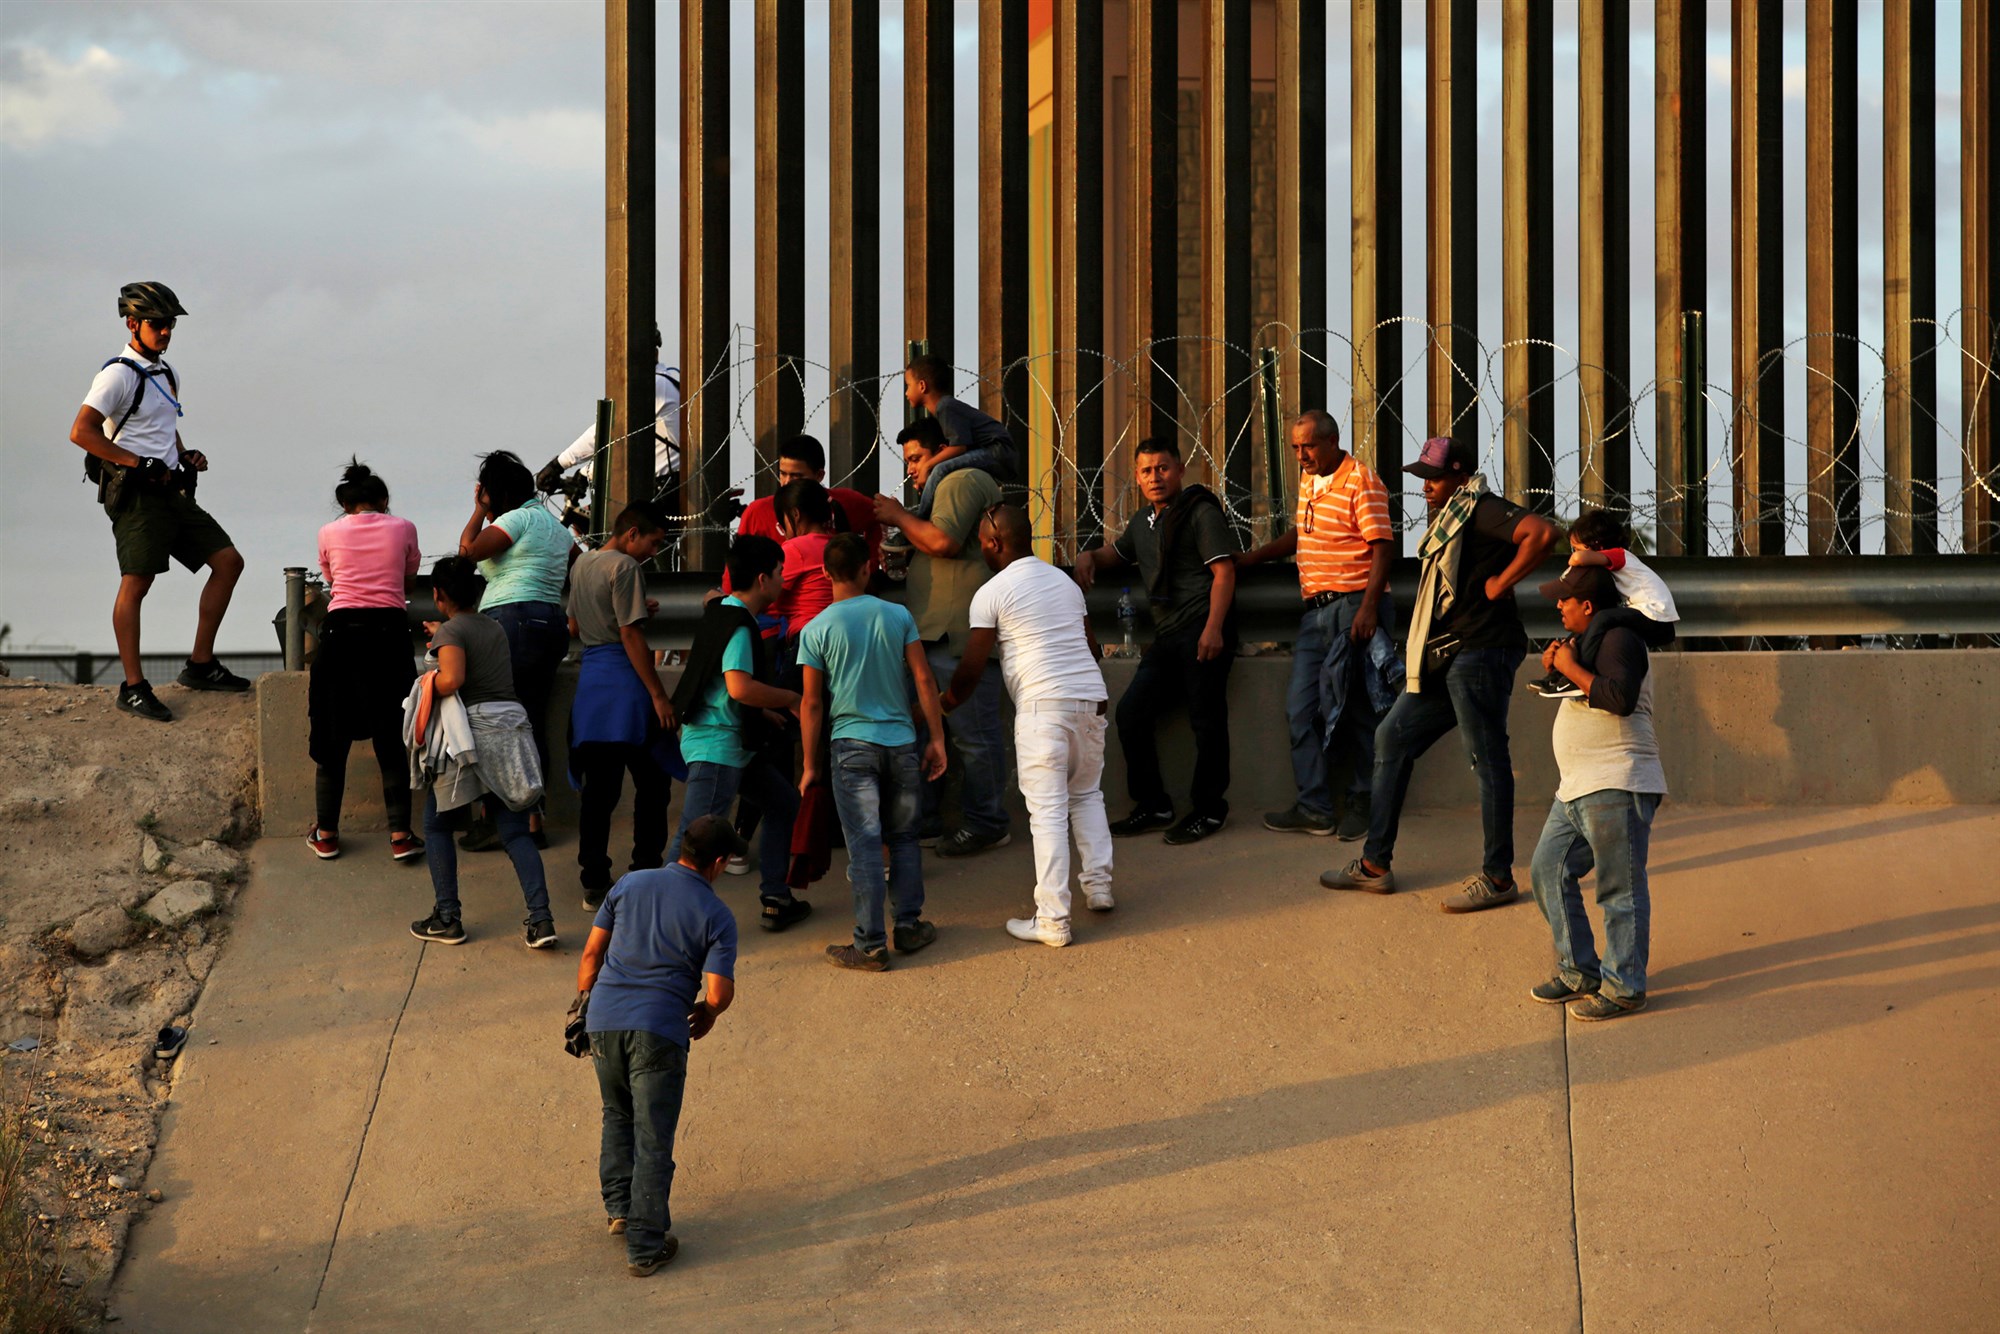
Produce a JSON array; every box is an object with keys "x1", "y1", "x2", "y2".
[{"x1": 0, "y1": 678, "x2": 257, "y2": 1307}]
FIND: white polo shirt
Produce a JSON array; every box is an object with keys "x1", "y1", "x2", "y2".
[
  {"x1": 968, "y1": 554, "x2": 1108, "y2": 706},
  {"x1": 82, "y1": 346, "x2": 182, "y2": 467}
]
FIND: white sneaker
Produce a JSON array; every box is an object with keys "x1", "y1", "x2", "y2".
[
  {"x1": 1085, "y1": 889, "x2": 1115, "y2": 912},
  {"x1": 1005, "y1": 916, "x2": 1071, "y2": 947},
  {"x1": 724, "y1": 854, "x2": 751, "y2": 876}
]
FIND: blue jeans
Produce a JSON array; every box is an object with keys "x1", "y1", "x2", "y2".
[
  {"x1": 591, "y1": 1028, "x2": 688, "y2": 1261},
  {"x1": 911, "y1": 446, "x2": 1013, "y2": 517},
  {"x1": 670, "y1": 757, "x2": 801, "y2": 908},
  {"x1": 828, "y1": 738, "x2": 925, "y2": 953},
  {"x1": 1364, "y1": 644, "x2": 1526, "y2": 882},
  {"x1": 422, "y1": 787, "x2": 551, "y2": 924},
  {"x1": 1530, "y1": 791, "x2": 1661, "y2": 1000},
  {"x1": 1287, "y1": 592, "x2": 1398, "y2": 818},
  {"x1": 922, "y1": 642, "x2": 1010, "y2": 838},
  {"x1": 486, "y1": 600, "x2": 570, "y2": 809}
]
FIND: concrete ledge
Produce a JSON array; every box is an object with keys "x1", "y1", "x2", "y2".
[{"x1": 257, "y1": 650, "x2": 2000, "y2": 832}]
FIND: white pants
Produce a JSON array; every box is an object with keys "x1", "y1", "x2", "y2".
[{"x1": 1014, "y1": 704, "x2": 1113, "y2": 923}]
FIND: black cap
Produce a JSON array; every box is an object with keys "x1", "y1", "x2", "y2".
[
  {"x1": 1538, "y1": 564, "x2": 1621, "y2": 607},
  {"x1": 118, "y1": 281, "x2": 187, "y2": 320},
  {"x1": 1403, "y1": 435, "x2": 1477, "y2": 479}
]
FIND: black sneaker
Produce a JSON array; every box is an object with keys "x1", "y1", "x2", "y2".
[
  {"x1": 627, "y1": 1234, "x2": 679, "y2": 1277},
  {"x1": 178, "y1": 657, "x2": 251, "y2": 692},
  {"x1": 582, "y1": 883, "x2": 610, "y2": 912},
  {"x1": 892, "y1": 920, "x2": 938, "y2": 954},
  {"x1": 935, "y1": 828, "x2": 1011, "y2": 858},
  {"x1": 1528, "y1": 671, "x2": 1584, "y2": 700},
  {"x1": 525, "y1": 918, "x2": 558, "y2": 949},
  {"x1": 1531, "y1": 976, "x2": 1599, "y2": 1004},
  {"x1": 116, "y1": 679, "x2": 174, "y2": 723},
  {"x1": 1263, "y1": 805, "x2": 1335, "y2": 836},
  {"x1": 1336, "y1": 795, "x2": 1372, "y2": 842},
  {"x1": 760, "y1": 898, "x2": 812, "y2": 932},
  {"x1": 410, "y1": 912, "x2": 466, "y2": 944},
  {"x1": 1108, "y1": 808, "x2": 1176, "y2": 838},
  {"x1": 1162, "y1": 813, "x2": 1226, "y2": 845}
]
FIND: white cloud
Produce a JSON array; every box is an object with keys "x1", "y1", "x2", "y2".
[
  {"x1": 0, "y1": 43, "x2": 127, "y2": 150},
  {"x1": 452, "y1": 105, "x2": 600, "y2": 173}
]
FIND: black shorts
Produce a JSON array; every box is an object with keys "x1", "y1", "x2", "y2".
[{"x1": 110, "y1": 487, "x2": 234, "y2": 577}]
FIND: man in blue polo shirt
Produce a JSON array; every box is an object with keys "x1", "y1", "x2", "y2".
[{"x1": 577, "y1": 814, "x2": 743, "y2": 1277}]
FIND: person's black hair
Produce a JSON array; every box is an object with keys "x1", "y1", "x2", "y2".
[
  {"x1": 612, "y1": 501, "x2": 670, "y2": 538},
  {"x1": 775, "y1": 479, "x2": 833, "y2": 531},
  {"x1": 779, "y1": 434, "x2": 826, "y2": 471},
  {"x1": 906, "y1": 353, "x2": 952, "y2": 394},
  {"x1": 1135, "y1": 436, "x2": 1182, "y2": 461},
  {"x1": 1568, "y1": 509, "x2": 1632, "y2": 552},
  {"x1": 822, "y1": 531, "x2": 870, "y2": 583},
  {"x1": 726, "y1": 533, "x2": 785, "y2": 589},
  {"x1": 334, "y1": 457, "x2": 389, "y2": 511},
  {"x1": 896, "y1": 418, "x2": 947, "y2": 452},
  {"x1": 982, "y1": 502, "x2": 1032, "y2": 551},
  {"x1": 430, "y1": 556, "x2": 485, "y2": 612},
  {"x1": 679, "y1": 813, "x2": 748, "y2": 868},
  {"x1": 477, "y1": 450, "x2": 537, "y2": 515}
]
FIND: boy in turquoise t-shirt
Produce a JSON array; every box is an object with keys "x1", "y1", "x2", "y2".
[
  {"x1": 666, "y1": 535, "x2": 808, "y2": 930},
  {"x1": 798, "y1": 534, "x2": 949, "y2": 971}
]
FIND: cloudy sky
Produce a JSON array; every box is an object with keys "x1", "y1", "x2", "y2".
[{"x1": 0, "y1": 1, "x2": 1970, "y2": 656}]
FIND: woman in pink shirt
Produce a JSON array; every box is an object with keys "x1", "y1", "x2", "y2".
[{"x1": 308, "y1": 460, "x2": 423, "y2": 862}]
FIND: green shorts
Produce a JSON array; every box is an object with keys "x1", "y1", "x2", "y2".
[{"x1": 110, "y1": 488, "x2": 235, "y2": 577}]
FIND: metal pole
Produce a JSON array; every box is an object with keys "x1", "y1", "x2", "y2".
[
  {"x1": 1967, "y1": 0, "x2": 1998, "y2": 554},
  {"x1": 1426, "y1": 0, "x2": 1479, "y2": 440},
  {"x1": 1259, "y1": 347, "x2": 1284, "y2": 528},
  {"x1": 904, "y1": 0, "x2": 953, "y2": 364},
  {"x1": 1502, "y1": 0, "x2": 1554, "y2": 513},
  {"x1": 283, "y1": 567, "x2": 306, "y2": 671},
  {"x1": 1654, "y1": 0, "x2": 1706, "y2": 556},
  {"x1": 1683, "y1": 309, "x2": 1709, "y2": 556},
  {"x1": 1351, "y1": 0, "x2": 1403, "y2": 506},
  {"x1": 978, "y1": 0, "x2": 1030, "y2": 463},
  {"x1": 606, "y1": 0, "x2": 656, "y2": 522},
  {"x1": 1731, "y1": 0, "x2": 1786, "y2": 555},
  {"x1": 1055, "y1": 0, "x2": 1105, "y2": 558},
  {"x1": 1578, "y1": 0, "x2": 1630, "y2": 522},
  {"x1": 1805, "y1": 0, "x2": 1860, "y2": 555},
  {"x1": 590, "y1": 399, "x2": 612, "y2": 543},
  {"x1": 754, "y1": 0, "x2": 805, "y2": 493},
  {"x1": 828, "y1": 0, "x2": 880, "y2": 491}
]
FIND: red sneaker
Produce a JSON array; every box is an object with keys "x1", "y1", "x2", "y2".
[
  {"x1": 388, "y1": 832, "x2": 426, "y2": 863},
  {"x1": 306, "y1": 826, "x2": 341, "y2": 860}
]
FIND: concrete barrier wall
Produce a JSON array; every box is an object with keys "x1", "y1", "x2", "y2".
[{"x1": 260, "y1": 649, "x2": 2000, "y2": 834}]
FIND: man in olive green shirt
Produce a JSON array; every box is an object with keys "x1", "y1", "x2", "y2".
[{"x1": 873, "y1": 419, "x2": 1012, "y2": 856}]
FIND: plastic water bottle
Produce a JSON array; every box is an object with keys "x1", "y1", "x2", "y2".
[{"x1": 1117, "y1": 588, "x2": 1137, "y2": 651}]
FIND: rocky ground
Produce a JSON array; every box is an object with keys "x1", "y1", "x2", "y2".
[{"x1": 0, "y1": 677, "x2": 257, "y2": 1312}]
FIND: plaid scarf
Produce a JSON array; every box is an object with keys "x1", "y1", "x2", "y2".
[{"x1": 1417, "y1": 472, "x2": 1490, "y2": 559}]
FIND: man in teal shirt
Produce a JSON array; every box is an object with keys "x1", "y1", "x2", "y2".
[{"x1": 798, "y1": 534, "x2": 948, "y2": 970}]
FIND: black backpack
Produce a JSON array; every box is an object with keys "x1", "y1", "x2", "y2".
[{"x1": 81, "y1": 357, "x2": 179, "y2": 486}]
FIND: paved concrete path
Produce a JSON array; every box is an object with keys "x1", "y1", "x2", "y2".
[{"x1": 112, "y1": 805, "x2": 2000, "y2": 1332}]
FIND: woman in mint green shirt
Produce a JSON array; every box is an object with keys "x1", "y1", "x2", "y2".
[{"x1": 459, "y1": 450, "x2": 575, "y2": 843}]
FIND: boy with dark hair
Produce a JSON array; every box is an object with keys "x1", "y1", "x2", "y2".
[
  {"x1": 1073, "y1": 436, "x2": 1241, "y2": 846},
  {"x1": 731, "y1": 434, "x2": 882, "y2": 565},
  {"x1": 901, "y1": 355, "x2": 1018, "y2": 518},
  {"x1": 799, "y1": 533, "x2": 950, "y2": 971},
  {"x1": 668, "y1": 535, "x2": 808, "y2": 931},
  {"x1": 1527, "y1": 509, "x2": 1680, "y2": 699},
  {"x1": 567, "y1": 502, "x2": 677, "y2": 910},
  {"x1": 578, "y1": 813, "x2": 744, "y2": 1276}
]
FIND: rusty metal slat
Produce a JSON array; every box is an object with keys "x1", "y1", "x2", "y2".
[
  {"x1": 1805, "y1": 0, "x2": 1860, "y2": 555},
  {"x1": 1964, "y1": 0, "x2": 1997, "y2": 554},
  {"x1": 753, "y1": 0, "x2": 804, "y2": 496},
  {"x1": 1203, "y1": 0, "x2": 1253, "y2": 520},
  {"x1": 1502, "y1": 0, "x2": 1553, "y2": 513},
  {"x1": 1054, "y1": 0, "x2": 1105, "y2": 557},
  {"x1": 1127, "y1": 0, "x2": 1179, "y2": 455},
  {"x1": 680, "y1": 0, "x2": 732, "y2": 569},
  {"x1": 1577, "y1": 0, "x2": 1630, "y2": 520},
  {"x1": 1274, "y1": 0, "x2": 1326, "y2": 430},
  {"x1": 1654, "y1": 0, "x2": 1706, "y2": 556},
  {"x1": 1426, "y1": 0, "x2": 1478, "y2": 443},
  {"x1": 1731, "y1": 0, "x2": 1786, "y2": 555},
  {"x1": 978, "y1": 0, "x2": 1030, "y2": 461},
  {"x1": 1884, "y1": 0, "x2": 1937, "y2": 555},
  {"x1": 606, "y1": 0, "x2": 656, "y2": 521},
  {"x1": 905, "y1": 0, "x2": 953, "y2": 364},
  {"x1": 827, "y1": 0, "x2": 880, "y2": 490},
  {"x1": 1351, "y1": 0, "x2": 1403, "y2": 516}
]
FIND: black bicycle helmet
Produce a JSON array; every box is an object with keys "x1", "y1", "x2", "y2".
[{"x1": 118, "y1": 282, "x2": 188, "y2": 321}]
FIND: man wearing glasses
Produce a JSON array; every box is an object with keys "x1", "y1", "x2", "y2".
[
  {"x1": 1236, "y1": 411, "x2": 1397, "y2": 839},
  {"x1": 69, "y1": 281, "x2": 249, "y2": 724}
]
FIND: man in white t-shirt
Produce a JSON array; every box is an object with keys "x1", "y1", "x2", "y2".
[
  {"x1": 68, "y1": 282, "x2": 249, "y2": 724},
  {"x1": 944, "y1": 504, "x2": 1112, "y2": 947}
]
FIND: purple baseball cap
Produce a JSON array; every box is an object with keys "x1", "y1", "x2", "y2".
[{"x1": 1403, "y1": 435, "x2": 1477, "y2": 479}]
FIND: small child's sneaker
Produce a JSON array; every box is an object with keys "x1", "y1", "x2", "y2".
[{"x1": 1528, "y1": 672, "x2": 1584, "y2": 700}]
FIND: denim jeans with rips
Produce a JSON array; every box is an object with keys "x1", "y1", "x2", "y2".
[
  {"x1": 1529, "y1": 790, "x2": 1661, "y2": 1001},
  {"x1": 1363, "y1": 643, "x2": 1526, "y2": 883},
  {"x1": 591, "y1": 1028, "x2": 689, "y2": 1262},
  {"x1": 828, "y1": 738, "x2": 925, "y2": 953}
]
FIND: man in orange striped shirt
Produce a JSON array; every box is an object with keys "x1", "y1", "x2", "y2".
[{"x1": 1236, "y1": 411, "x2": 1398, "y2": 838}]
